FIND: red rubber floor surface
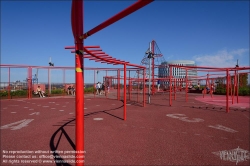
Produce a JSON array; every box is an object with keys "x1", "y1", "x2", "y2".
[{"x1": 0, "y1": 93, "x2": 249, "y2": 165}]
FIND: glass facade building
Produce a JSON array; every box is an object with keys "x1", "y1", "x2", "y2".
[{"x1": 158, "y1": 60, "x2": 197, "y2": 86}]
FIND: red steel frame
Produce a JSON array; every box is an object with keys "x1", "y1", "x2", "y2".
[
  {"x1": 70, "y1": 0, "x2": 153, "y2": 165},
  {"x1": 168, "y1": 64, "x2": 250, "y2": 113}
]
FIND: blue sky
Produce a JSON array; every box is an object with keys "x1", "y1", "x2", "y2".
[{"x1": 1, "y1": 0, "x2": 249, "y2": 83}]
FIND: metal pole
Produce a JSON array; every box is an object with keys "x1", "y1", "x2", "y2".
[
  {"x1": 129, "y1": 70, "x2": 131, "y2": 101},
  {"x1": 29, "y1": 67, "x2": 32, "y2": 99},
  {"x1": 8, "y1": 67, "x2": 10, "y2": 99},
  {"x1": 174, "y1": 78, "x2": 176, "y2": 100},
  {"x1": 143, "y1": 68, "x2": 145, "y2": 107},
  {"x1": 71, "y1": 0, "x2": 84, "y2": 165},
  {"x1": 118, "y1": 69, "x2": 120, "y2": 100},
  {"x1": 169, "y1": 66, "x2": 172, "y2": 106},
  {"x1": 236, "y1": 59, "x2": 239, "y2": 103},
  {"x1": 148, "y1": 42, "x2": 151, "y2": 104},
  {"x1": 137, "y1": 70, "x2": 139, "y2": 103},
  {"x1": 124, "y1": 64, "x2": 127, "y2": 120},
  {"x1": 232, "y1": 70, "x2": 237, "y2": 104},
  {"x1": 226, "y1": 69, "x2": 229, "y2": 113},
  {"x1": 94, "y1": 70, "x2": 96, "y2": 98},
  {"x1": 49, "y1": 68, "x2": 51, "y2": 95},
  {"x1": 185, "y1": 69, "x2": 188, "y2": 102},
  {"x1": 63, "y1": 69, "x2": 65, "y2": 97},
  {"x1": 152, "y1": 40, "x2": 155, "y2": 95}
]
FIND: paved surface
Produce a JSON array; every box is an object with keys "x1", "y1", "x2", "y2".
[{"x1": 0, "y1": 93, "x2": 249, "y2": 165}]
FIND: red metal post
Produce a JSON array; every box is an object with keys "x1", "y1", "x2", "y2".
[
  {"x1": 151, "y1": 40, "x2": 155, "y2": 95},
  {"x1": 48, "y1": 68, "x2": 50, "y2": 97},
  {"x1": 26, "y1": 68, "x2": 29, "y2": 99},
  {"x1": 210, "y1": 79, "x2": 214, "y2": 98},
  {"x1": 236, "y1": 70, "x2": 239, "y2": 103},
  {"x1": 143, "y1": 68, "x2": 145, "y2": 107},
  {"x1": 71, "y1": 0, "x2": 84, "y2": 165},
  {"x1": 129, "y1": 71, "x2": 131, "y2": 101},
  {"x1": 226, "y1": 69, "x2": 229, "y2": 113},
  {"x1": 29, "y1": 67, "x2": 32, "y2": 99},
  {"x1": 94, "y1": 70, "x2": 96, "y2": 98},
  {"x1": 123, "y1": 64, "x2": 127, "y2": 120},
  {"x1": 137, "y1": 70, "x2": 139, "y2": 103},
  {"x1": 169, "y1": 66, "x2": 172, "y2": 106},
  {"x1": 229, "y1": 74, "x2": 232, "y2": 101},
  {"x1": 185, "y1": 69, "x2": 188, "y2": 102},
  {"x1": 8, "y1": 67, "x2": 10, "y2": 99},
  {"x1": 27, "y1": 67, "x2": 32, "y2": 99},
  {"x1": 232, "y1": 70, "x2": 237, "y2": 104},
  {"x1": 174, "y1": 78, "x2": 176, "y2": 100},
  {"x1": 105, "y1": 70, "x2": 107, "y2": 98},
  {"x1": 118, "y1": 69, "x2": 120, "y2": 100},
  {"x1": 63, "y1": 69, "x2": 66, "y2": 97}
]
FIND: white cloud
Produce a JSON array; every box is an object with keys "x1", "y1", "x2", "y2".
[{"x1": 193, "y1": 48, "x2": 249, "y2": 68}]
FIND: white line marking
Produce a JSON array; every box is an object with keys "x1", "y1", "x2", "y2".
[
  {"x1": 242, "y1": 114, "x2": 249, "y2": 119},
  {"x1": 93, "y1": 118, "x2": 103, "y2": 120},
  {"x1": 0, "y1": 119, "x2": 34, "y2": 130},
  {"x1": 69, "y1": 113, "x2": 74, "y2": 114},
  {"x1": 96, "y1": 105, "x2": 100, "y2": 106},
  {"x1": 59, "y1": 110, "x2": 64, "y2": 112},
  {"x1": 29, "y1": 112, "x2": 40, "y2": 115},
  {"x1": 126, "y1": 104, "x2": 131, "y2": 105},
  {"x1": 84, "y1": 108, "x2": 87, "y2": 109},
  {"x1": 11, "y1": 112, "x2": 16, "y2": 114},
  {"x1": 166, "y1": 114, "x2": 204, "y2": 122},
  {"x1": 208, "y1": 124, "x2": 238, "y2": 133},
  {"x1": 195, "y1": 134, "x2": 200, "y2": 136}
]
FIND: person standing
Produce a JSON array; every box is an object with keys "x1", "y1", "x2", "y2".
[
  {"x1": 157, "y1": 79, "x2": 160, "y2": 91},
  {"x1": 71, "y1": 85, "x2": 75, "y2": 95},
  {"x1": 67, "y1": 86, "x2": 72, "y2": 95}
]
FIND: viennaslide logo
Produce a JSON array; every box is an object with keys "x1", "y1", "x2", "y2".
[{"x1": 212, "y1": 147, "x2": 249, "y2": 165}]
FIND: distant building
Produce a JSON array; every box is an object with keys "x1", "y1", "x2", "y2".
[{"x1": 158, "y1": 60, "x2": 198, "y2": 86}]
